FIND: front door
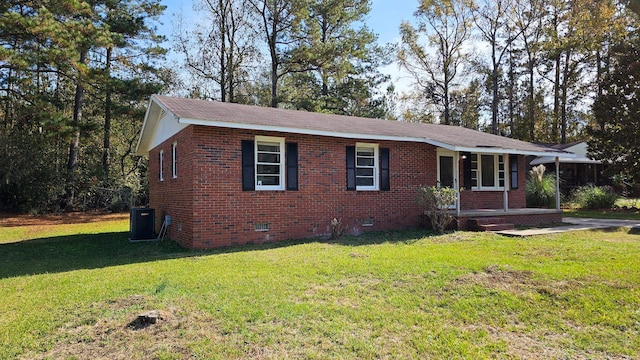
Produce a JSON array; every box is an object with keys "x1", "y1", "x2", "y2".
[
  {"x1": 439, "y1": 155, "x2": 454, "y2": 188},
  {"x1": 438, "y1": 152, "x2": 457, "y2": 210}
]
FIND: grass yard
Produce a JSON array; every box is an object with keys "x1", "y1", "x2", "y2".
[
  {"x1": 1, "y1": 213, "x2": 639, "y2": 359},
  {"x1": 563, "y1": 197, "x2": 640, "y2": 220}
]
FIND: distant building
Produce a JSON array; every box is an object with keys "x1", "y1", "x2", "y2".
[{"x1": 528, "y1": 142, "x2": 606, "y2": 193}]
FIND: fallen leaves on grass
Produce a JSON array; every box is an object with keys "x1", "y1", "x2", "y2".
[{"x1": 0, "y1": 212, "x2": 128, "y2": 227}]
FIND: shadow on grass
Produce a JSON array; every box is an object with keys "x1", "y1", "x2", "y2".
[{"x1": 0, "y1": 228, "x2": 438, "y2": 279}]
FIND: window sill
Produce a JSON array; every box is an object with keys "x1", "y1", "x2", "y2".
[{"x1": 471, "y1": 187, "x2": 507, "y2": 192}]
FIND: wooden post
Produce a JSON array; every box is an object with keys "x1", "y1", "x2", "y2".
[
  {"x1": 504, "y1": 153, "x2": 509, "y2": 212},
  {"x1": 555, "y1": 156, "x2": 561, "y2": 210},
  {"x1": 455, "y1": 151, "x2": 461, "y2": 216}
]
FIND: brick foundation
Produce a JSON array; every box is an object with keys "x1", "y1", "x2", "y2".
[{"x1": 457, "y1": 211, "x2": 562, "y2": 230}]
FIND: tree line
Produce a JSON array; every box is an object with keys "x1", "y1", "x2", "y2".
[{"x1": 1, "y1": 0, "x2": 639, "y2": 212}]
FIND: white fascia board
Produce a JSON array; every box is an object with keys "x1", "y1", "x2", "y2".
[
  {"x1": 531, "y1": 156, "x2": 600, "y2": 165},
  {"x1": 179, "y1": 117, "x2": 428, "y2": 143},
  {"x1": 442, "y1": 145, "x2": 575, "y2": 157},
  {"x1": 135, "y1": 100, "x2": 162, "y2": 156},
  {"x1": 134, "y1": 101, "x2": 154, "y2": 155},
  {"x1": 136, "y1": 97, "x2": 182, "y2": 156}
]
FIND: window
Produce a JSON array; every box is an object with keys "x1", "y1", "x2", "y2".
[
  {"x1": 255, "y1": 136, "x2": 285, "y2": 190},
  {"x1": 172, "y1": 142, "x2": 177, "y2": 178},
  {"x1": 241, "y1": 138, "x2": 297, "y2": 191},
  {"x1": 355, "y1": 143, "x2": 378, "y2": 190},
  {"x1": 159, "y1": 150, "x2": 164, "y2": 181},
  {"x1": 346, "y1": 145, "x2": 389, "y2": 191},
  {"x1": 470, "y1": 153, "x2": 506, "y2": 190}
]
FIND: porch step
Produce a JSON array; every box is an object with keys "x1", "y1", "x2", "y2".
[
  {"x1": 468, "y1": 217, "x2": 515, "y2": 232},
  {"x1": 477, "y1": 223, "x2": 516, "y2": 231}
]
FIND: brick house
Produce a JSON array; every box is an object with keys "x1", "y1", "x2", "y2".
[{"x1": 136, "y1": 95, "x2": 569, "y2": 249}]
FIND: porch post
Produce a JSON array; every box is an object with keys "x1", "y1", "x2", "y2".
[
  {"x1": 455, "y1": 151, "x2": 461, "y2": 216},
  {"x1": 503, "y1": 153, "x2": 509, "y2": 212},
  {"x1": 555, "y1": 156, "x2": 561, "y2": 210}
]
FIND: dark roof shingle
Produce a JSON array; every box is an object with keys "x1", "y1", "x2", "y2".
[{"x1": 147, "y1": 95, "x2": 566, "y2": 156}]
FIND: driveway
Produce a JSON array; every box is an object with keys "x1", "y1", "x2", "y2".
[{"x1": 496, "y1": 217, "x2": 640, "y2": 237}]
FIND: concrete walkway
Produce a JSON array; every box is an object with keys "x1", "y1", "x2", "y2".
[{"x1": 496, "y1": 217, "x2": 640, "y2": 237}]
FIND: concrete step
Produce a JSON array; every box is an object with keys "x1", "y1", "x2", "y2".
[
  {"x1": 477, "y1": 223, "x2": 515, "y2": 231},
  {"x1": 470, "y1": 217, "x2": 506, "y2": 226}
]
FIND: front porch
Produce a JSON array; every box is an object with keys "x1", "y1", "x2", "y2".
[
  {"x1": 453, "y1": 208, "x2": 563, "y2": 231},
  {"x1": 434, "y1": 146, "x2": 566, "y2": 231}
]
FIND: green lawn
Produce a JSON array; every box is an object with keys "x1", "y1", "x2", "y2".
[
  {"x1": 1, "y1": 216, "x2": 639, "y2": 359},
  {"x1": 563, "y1": 197, "x2": 640, "y2": 220}
]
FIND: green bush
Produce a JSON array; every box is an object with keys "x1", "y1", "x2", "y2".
[
  {"x1": 415, "y1": 185, "x2": 457, "y2": 233},
  {"x1": 526, "y1": 165, "x2": 556, "y2": 208},
  {"x1": 571, "y1": 185, "x2": 618, "y2": 210}
]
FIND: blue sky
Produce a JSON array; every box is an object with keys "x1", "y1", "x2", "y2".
[
  {"x1": 156, "y1": 0, "x2": 417, "y2": 92},
  {"x1": 157, "y1": 0, "x2": 415, "y2": 43}
]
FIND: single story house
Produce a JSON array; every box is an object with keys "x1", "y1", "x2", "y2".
[
  {"x1": 528, "y1": 142, "x2": 606, "y2": 193},
  {"x1": 136, "y1": 95, "x2": 570, "y2": 249}
]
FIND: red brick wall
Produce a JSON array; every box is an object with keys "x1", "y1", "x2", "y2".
[
  {"x1": 149, "y1": 125, "x2": 534, "y2": 249},
  {"x1": 457, "y1": 211, "x2": 562, "y2": 230},
  {"x1": 148, "y1": 126, "x2": 195, "y2": 248},
  {"x1": 184, "y1": 127, "x2": 438, "y2": 248}
]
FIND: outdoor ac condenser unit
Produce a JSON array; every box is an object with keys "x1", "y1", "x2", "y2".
[{"x1": 130, "y1": 208, "x2": 155, "y2": 241}]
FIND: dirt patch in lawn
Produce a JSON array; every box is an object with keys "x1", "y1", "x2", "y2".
[
  {"x1": 22, "y1": 295, "x2": 222, "y2": 360},
  {"x1": 0, "y1": 212, "x2": 129, "y2": 227},
  {"x1": 454, "y1": 264, "x2": 578, "y2": 298}
]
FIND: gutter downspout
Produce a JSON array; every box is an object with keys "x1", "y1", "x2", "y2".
[{"x1": 555, "y1": 156, "x2": 561, "y2": 210}]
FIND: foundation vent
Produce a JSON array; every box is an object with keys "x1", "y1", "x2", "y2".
[
  {"x1": 362, "y1": 218, "x2": 374, "y2": 227},
  {"x1": 255, "y1": 223, "x2": 270, "y2": 232}
]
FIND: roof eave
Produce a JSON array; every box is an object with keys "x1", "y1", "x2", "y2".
[
  {"x1": 135, "y1": 96, "x2": 179, "y2": 156},
  {"x1": 180, "y1": 117, "x2": 572, "y2": 157},
  {"x1": 179, "y1": 117, "x2": 429, "y2": 143}
]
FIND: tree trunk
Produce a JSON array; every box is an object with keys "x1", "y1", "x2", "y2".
[
  {"x1": 65, "y1": 48, "x2": 88, "y2": 210},
  {"x1": 560, "y1": 49, "x2": 571, "y2": 144},
  {"x1": 552, "y1": 53, "x2": 561, "y2": 143},
  {"x1": 491, "y1": 66, "x2": 499, "y2": 135},
  {"x1": 270, "y1": 55, "x2": 278, "y2": 108},
  {"x1": 551, "y1": 11, "x2": 560, "y2": 143},
  {"x1": 103, "y1": 47, "x2": 112, "y2": 184},
  {"x1": 508, "y1": 51, "x2": 515, "y2": 137},
  {"x1": 527, "y1": 53, "x2": 535, "y2": 142},
  {"x1": 219, "y1": 0, "x2": 227, "y2": 102}
]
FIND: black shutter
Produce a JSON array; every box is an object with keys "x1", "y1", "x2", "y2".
[
  {"x1": 509, "y1": 154, "x2": 519, "y2": 190},
  {"x1": 346, "y1": 146, "x2": 356, "y2": 190},
  {"x1": 286, "y1": 142, "x2": 298, "y2": 190},
  {"x1": 241, "y1": 140, "x2": 255, "y2": 191},
  {"x1": 380, "y1": 147, "x2": 390, "y2": 191},
  {"x1": 463, "y1": 151, "x2": 472, "y2": 190}
]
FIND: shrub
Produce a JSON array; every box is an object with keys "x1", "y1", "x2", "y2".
[
  {"x1": 571, "y1": 185, "x2": 618, "y2": 210},
  {"x1": 526, "y1": 165, "x2": 556, "y2": 208},
  {"x1": 415, "y1": 186, "x2": 457, "y2": 233}
]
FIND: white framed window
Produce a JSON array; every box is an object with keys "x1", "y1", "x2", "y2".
[
  {"x1": 471, "y1": 153, "x2": 505, "y2": 190},
  {"x1": 356, "y1": 143, "x2": 379, "y2": 191},
  {"x1": 172, "y1": 142, "x2": 177, "y2": 178},
  {"x1": 159, "y1": 149, "x2": 164, "y2": 181},
  {"x1": 255, "y1": 136, "x2": 285, "y2": 190}
]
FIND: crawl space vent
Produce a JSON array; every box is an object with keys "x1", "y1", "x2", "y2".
[
  {"x1": 362, "y1": 218, "x2": 374, "y2": 227},
  {"x1": 255, "y1": 223, "x2": 270, "y2": 232}
]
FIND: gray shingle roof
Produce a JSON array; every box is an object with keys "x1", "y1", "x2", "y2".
[{"x1": 137, "y1": 95, "x2": 570, "y2": 157}]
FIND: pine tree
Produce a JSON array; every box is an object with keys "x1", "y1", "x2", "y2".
[{"x1": 590, "y1": 31, "x2": 640, "y2": 183}]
